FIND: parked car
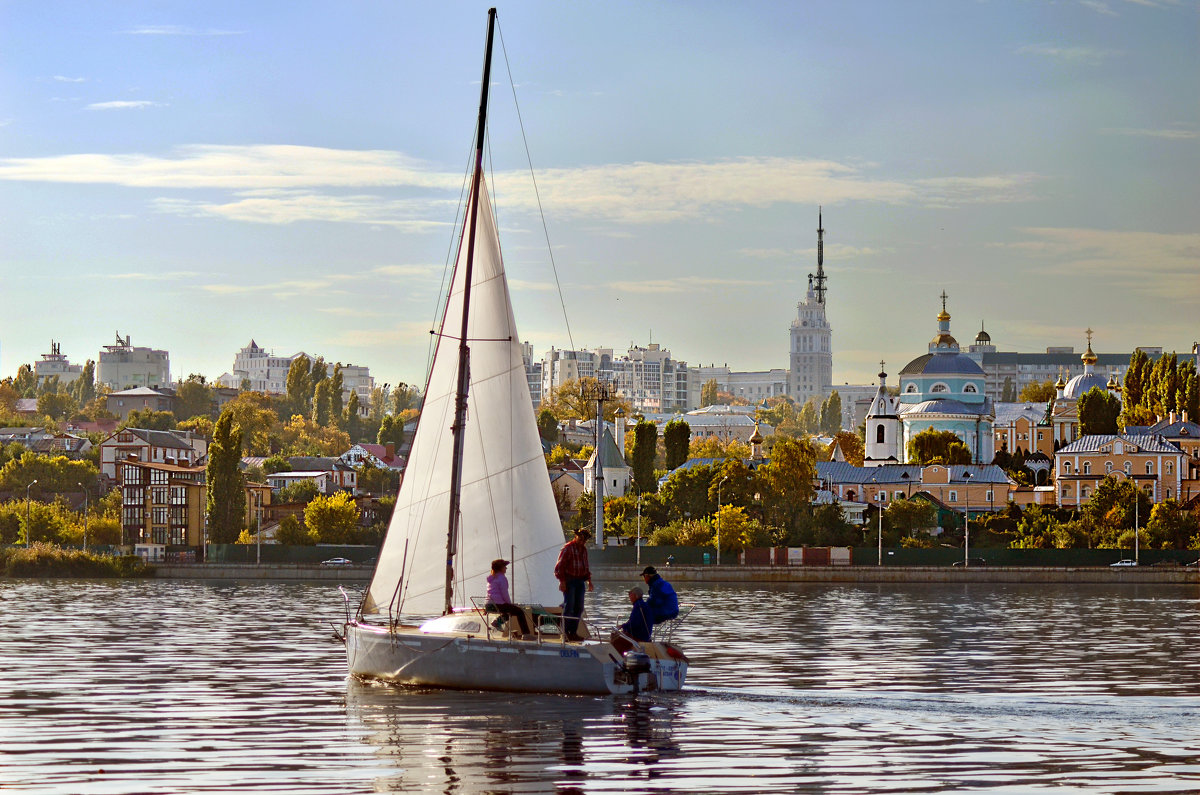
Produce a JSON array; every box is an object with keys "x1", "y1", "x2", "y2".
[
  {"x1": 1110, "y1": 559, "x2": 1138, "y2": 567},
  {"x1": 952, "y1": 558, "x2": 987, "y2": 567},
  {"x1": 321, "y1": 557, "x2": 353, "y2": 566}
]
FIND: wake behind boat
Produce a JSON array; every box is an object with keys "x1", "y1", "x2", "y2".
[{"x1": 342, "y1": 8, "x2": 688, "y2": 696}]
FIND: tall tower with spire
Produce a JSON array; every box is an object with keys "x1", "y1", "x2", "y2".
[{"x1": 788, "y1": 208, "x2": 833, "y2": 405}]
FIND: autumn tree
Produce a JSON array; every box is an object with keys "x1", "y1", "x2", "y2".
[
  {"x1": 286, "y1": 355, "x2": 313, "y2": 416},
  {"x1": 221, "y1": 391, "x2": 281, "y2": 455},
  {"x1": 829, "y1": 430, "x2": 864, "y2": 466},
  {"x1": 174, "y1": 374, "x2": 215, "y2": 421},
  {"x1": 663, "y1": 419, "x2": 691, "y2": 470},
  {"x1": 907, "y1": 428, "x2": 971, "y2": 465},
  {"x1": 756, "y1": 436, "x2": 816, "y2": 534},
  {"x1": 205, "y1": 410, "x2": 245, "y2": 544},
  {"x1": 542, "y1": 377, "x2": 631, "y2": 422},
  {"x1": 304, "y1": 491, "x2": 360, "y2": 544},
  {"x1": 1018, "y1": 380, "x2": 1057, "y2": 403},
  {"x1": 700, "y1": 379, "x2": 719, "y2": 407},
  {"x1": 658, "y1": 462, "x2": 717, "y2": 524},
  {"x1": 797, "y1": 398, "x2": 820, "y2": 436},
  {"x1": 280, "y1": 415, "x2": 350, "y2": 456}
]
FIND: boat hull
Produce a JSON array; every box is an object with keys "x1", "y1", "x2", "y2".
[{"x1": 345, "y1": 622, "x2": 687, "y2": 696}]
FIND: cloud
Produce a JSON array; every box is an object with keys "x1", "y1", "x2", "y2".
[
  {"x1": 371, "y1": 264, "x2": 440, "y2": 278},
  {"x1": 1016, "y1": 44, "x2": 1121, "y2": 64},
  {"x1": 326, "y1": 322, "x2": 435, "y2": 347},
  {"x1": 104, "y1": 270, "x2": 200, "y2": 281},
  {"x1": 199, "y1": 278, "x2": 346, "y2": 296},
  {"x1": 124, "y1": 25, "x2": 244, "y2": 36},
  {"x1": 53, "y1": 75, "x2": 87, "y2": 83},
  {"x1": 86, "y1": 100, "x2": 163, "y2": 111},
  {"x1": 1078, "y1": 0, "x2": 1118, "y2": 16},
  {"x1": 739, "y1": 244, "x2": 891, "y2": 260},
  {"x1": 1101, "y1": 126, "x2": 1197, "y2": 140},
  {"x1": 613, "y1": 276, "x2": 774, "y2": 294},
  {"x1": 316, "y1": 307, "x2": 385, "y2": 318},
  {"x1": 0, "y1": 146, "x2": 1044, "y2": 225}
]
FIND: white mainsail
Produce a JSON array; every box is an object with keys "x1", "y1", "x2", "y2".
[{"x1": 362, "y1": 185, "x2": 565, "y2": 617}]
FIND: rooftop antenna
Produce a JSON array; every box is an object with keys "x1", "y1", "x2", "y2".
[{"x1": 813, "y1": 207, "x2": 826, "y2": 305}]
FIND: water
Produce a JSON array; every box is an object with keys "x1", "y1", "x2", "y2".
[{"x1": 1, "y1": 579, "x2": 1198, "y2": 793}]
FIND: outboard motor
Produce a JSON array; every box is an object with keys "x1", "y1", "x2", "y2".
[{"x1": 622, "y1": 651, "x2": 654, "y2": 693}]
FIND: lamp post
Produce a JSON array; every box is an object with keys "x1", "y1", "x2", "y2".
[
  {"x1": 878, "y1": 499, "x2": 884, "y2": 566},
  {"x1": 717, "y1": 475, "x2": 729, "y2": 566},
  {"x1": 636, "y1": 494, "x2": 642, "y2": 566},
  {"x1": 78, "y1": 481, "x2": 88, "y2": 551},
  {"x1": 962, "y1": 471, "x2": 973, "y2": 567},
  {"x1": 255, "y1": 490, "x2": 262, "y2": 566},
  {"x1": 25, "y1": 479, "x2": 38, "y2": 547},
  {"x1": 1134, "y1": 489, "x2": 1140, "y2": 565}
]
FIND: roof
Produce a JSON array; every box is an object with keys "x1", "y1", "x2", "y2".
[
  {"x1": 1056, "y1": 434, "x2": 1183, "y2": 455},
  {"x1": 288, "y1": 456, "x2": 353, "y2": 471},
  {"x1": 1135, "y1": 419, "x2": 1200, "y2": 438},
  {"x1": 901, "y1": 398, "x2": 990, "y2": 417},
  {"x1": 585, "y1": 427, "x2": 627, "y2": 470},
  {"x1": 109, "y1": 387, "x2": 173, "y2": 397},
  {"x1": 1063, "y1": 373, "x2": 1110, "y2": 399},
  {"x1": 817, "y1": 461, "x2": 1013, "y2": 485},
  {"x1": 267, "y1": 471, "x2": 332, "y2": 480},
  {"x1": 994, "y1": 402, "x2": 1048, "y2": 424},
  {"x1": 900, "y1": 352, "x2": 985, "y2": 377},
  {"x1": 106, "y1": 428, "x2": 195, "y2": 450}
]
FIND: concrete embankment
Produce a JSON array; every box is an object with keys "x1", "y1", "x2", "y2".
[{"x1": 151, "y1": 563, "x2": 1200, "y2": 585}]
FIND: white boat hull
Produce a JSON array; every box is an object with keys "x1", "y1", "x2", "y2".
[{"x1": 345, "y1": 622, "x2": 688, "y2": 696}]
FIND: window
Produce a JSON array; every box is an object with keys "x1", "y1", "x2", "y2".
[
  {"x1": 876, "y1": 425, "x2": 885, "y2": 444},
  {"x1": 985, "y1": 490, "x2": 993, "y2": 502},
  {"x1": 1166, "y1": 488, "x2": 1173, "y2": 500},
  {"x1": 1061, "y1": 487, "x2": 1070, "y2": 499},
  {"x1": 1083, "y1": 462, "x2": 1091, "y2": 475},
  {"x1": 931, "y1": 383, "x2": 949, "y2": 393},
  {"x1": 1081, "y1": 486, "x2": 1089, "y2": 499},
  {"x1": 1146, "y1": 462, "x2": 1154, "y2": 475},
  {"x1": 1063, "y1": 462, "x2": 1072, "y2": 474},
  {"x1": 964, "y1": 384, "x2": 978, "y2": 393},
  {"x1": 948, "y1": 490, "x2": 958, "y2": 503},
  {"x1": 879, "y1": 492, "x2": 887, "y2": 502},
  {"x1": 1166, "y1": 461, "x2": 1173, "y2": 475},
  {"x1": 1105, "y1": 462, "x2": 1113, "y2": 474},
  {"x1": 1037, "y1": 432, "x2": 1044, "y2": 441},
  {"x1": 895, "y1": 491, "x2": 904, "y2": 500},
  {"x1": 1124, "y1": 462, "x2": 1132, "y2": 475},
  {"x1": 905, "y1": 384, "x2": 918, "y2": 394}
]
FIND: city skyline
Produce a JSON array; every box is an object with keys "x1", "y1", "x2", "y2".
[{"x1": 2, "y1": 1, "x2": 1196, "y2": 390}]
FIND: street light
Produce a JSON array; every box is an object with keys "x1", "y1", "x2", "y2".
[
  {"x1": 77, "y1": 481, "x2": 88, "y2": 551},
  {"x1": 255, "y1": 490, "x2": 263, "y2": 566},
  {"x1": 962, "y1": 471, "x2": 973, "y2": 567},
  {"x1": 878, "y1": 498, "x2": 884, "y2": 566},
  {"x1": 636, "y1": 494, "x2": 642, "y2": 566},
  {"x1": 25, "y1": 479, "x2": 38, "y2": 548},
  {"x1": 716, "y1": 475, "x2": 729, "y2": 566}
]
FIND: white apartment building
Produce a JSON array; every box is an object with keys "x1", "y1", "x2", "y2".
[
  {"x1": 96, "y1": 333, "x2": 170, "y2": 391},
  {"x1": 690, "y1": 366, "x2": 789, "y2": 407},
  {"x1": 536, "y1": 343, "x2": 690, "y2": 414},
  {"x1": 34, "y1": 341, "x2": 83, "y2": 387},
  {"x1": 218, "y1": 340, "x2": 373, "y2": 413}
]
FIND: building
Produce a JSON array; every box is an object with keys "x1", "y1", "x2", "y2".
[
  {"x1": 336, "y1": 363, "x2": 374, "y2": 414},
  {"x1": 583, "y1": 424, "x2": 631, "y2": 498},
  {"x1": 689, "y1": 366, "x2": 790, "y2": 408},
  {"x1": 895, "y1": 296, "x2": 995, "y2": 464},
  {"x1": 863, "y1": 365, "x2": 900, "y2": 467},
  {"x1": 1054, "y1": 434, "x2": 1185, "y2": 507},
  {"x1": 816, "y1": 461, "x2": 1015, "y2": 514},
  {"x1": 97, "y1": 332, "x2": 170, "y2": 391},
  {"x1": 788, "y1": 210, "x2": 833, "y2": 406},
  {"x1": 681, "y1": 405, "x2": 774, "y2": 444},
  {"x1": 285, "y1": 456, "x2": 357, "y2": 492},
  {"x1": 1047, "y1": 331, "x2": 1124, "y2": 447},
  {"x1": 106, "y1": 387, "x2": 176, "y2": 422},
  {"x1": 537, "y1": 343, "x2": 690, "y2": 414},
  {"x1": 220, "y1": 339, "x2": 301, "y2": 394},
  {"x1": 98, "y1": 428, "x2": 207, "y2": 483},
  {"x1": 992, "y1": 402, "x2": 1055, "y2": 458},
  {"x1": 34, "y1": 341, "x2": 83, "y2": 387},
  {"x1": 119, "y1": 460, "x2": 206, "y2": 554}
]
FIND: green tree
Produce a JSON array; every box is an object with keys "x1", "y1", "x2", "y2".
[
  {"x1": 1123, "y1": 349, "x2": 1149, "y2": 409},
  {"x1": 884, "y1": 497, "x2": 938, "y2": 538},
  {"x1": 13, "y1": 364, "x2": 36, "y2": 397},
  {"x1": 37, "y1": 390, "x2": 77, "y2": 422},
  {"x1": 1018, "y1": 380, "x2": 1057, "y2": 403},
  {"x1": 537, "y1": 408, "x2": 559, "y2": 443},
  {"x1": 329, "y1": 365, "x2": 345, "y2": 420},
  {"x1": 757, "y1": 436, "x2": 816, "y2": 534},
  {"x1": 658, "y1": 462, "x2": 717, "y2": 523},
  {"x1": 222, "y1": 391, "x2": 281, "y2": 455},
  {"x1": 700, "y1": 379, "x2": 719, "y2": 407},
  {"x1": 1001, "y1": 376, "x2": 1016, "y2": 403},
  {"x1": 70, "y1": 360, "x2": 97, "y2": 406},
  {"x1": 1144, "y1": 501, "x2": 1198, "y2": 550},
  {"x1": 205, "y1": 410, "x2": 245, "y2": 544},
  {"x1": 907, "y1": 428, "x2": 972, "y2": 465},
  {"x1": 312, "y1": 378, "x2": 333, "y2": 427},
  {"x1": 629, "y1": 420, "x2": 658, "y2": 495},
  {"x1": 819, "y1": 390, "x2": 842, "y2": 435},
  {"x1": 119, "y1": 409, "x2": 176, "y2": 432},
  {"x1": 391, "y1": 383, "x2": 420, "y2": 414},
  {"x1": 174, "y1": 374, "x2": 214, "y2": 421},
  {"x1": 276, "y1": 514, "x2": 316, "y2": 545},
  {"x1": 1077, "y1": 386, "x2": 1121, "y2": 436},
  {"x1": 663, "y1": 419, "x2": 691, "y2": 470},
  {"x1": 377, "y1": 414, "x2": 405, "y2": 449},
  {"x1": 797, "y1": 398, "x2": 820, "y2": 435},
  {"x1": 0, "y1": 451, "x2": 99, "y2": 494},
  {"x1": 304, "y1": 491, "x2": 360, "y2": 544},
  {"x1": 277, "y1": 480, "x2": 321, "y2": 505},
  {"x1": 286, "y1": 355, "x2": 313, "y2": 416},
  {"x1": 343, "y1": 391, "x2": 362, "y2": 441}
]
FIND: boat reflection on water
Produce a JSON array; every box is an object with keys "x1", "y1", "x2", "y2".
[{"x1": 344, "y1": 679, "x2": 682, "y2": 791}]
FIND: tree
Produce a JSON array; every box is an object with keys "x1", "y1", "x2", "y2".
[
  {"x1": 69, "y1": 360, "x2": 97, "y2": 406},
  {"x1": 329, "y1": 365, "x2": 345, "y2": 420},
  {"x1": 1001, "y1": 376, "x2": 1017, "y2": 403},
  {"x1": 689, "y1": 436, "x2": 750, "y2": 460},
  {"x1": 819, "y1": 390, "x2": 843, "y2": 435},
  {"x1": 13, "y1": 364, "x2": 36, "y2": 397},
  {"x1": 343, "y1": 391, "x2": 362, "y2": 441},
  {"x1": 797, "y1": 398, "x2": 820, "y2": 436},
  {"x1": 1144, "y1": 500, "x2": 1198, "y2": 550},
  {"x1": 663, "y1": 419, "x2": 691, "y2": 470},
  {"x1": 312, "y1": 378, "x2": 333, "y2": 427},
  {"x1": 829, "y1": 430, "x2": 864, "y2": 466},
  {"x1": 206, "y1": 410, "x2": 245, "y2": 544},
  {"x1": 542, "y1": 377, "x2": 631, "y2": 421},
  {"x1": 285, "y1": 355, "x2": 313, "y2": 415},
  {"x1": 907, "y1": 428, "x2": 971, "y2": 465},
  {"x1": 221, "y1": 391, "x2": 281, "y2": 455},
  {"x1": 537, "y1": 408, "x2": 559, "y2": 443},
  {"x1": 757, "y1": 436, "x2": 816, "y2": 534},
  {"x1": 174, "y1": 374, "x2": 214, "y2": 421},
  {"x1": 884, "y1": 498, "x2": 938, "y2": 538},
  {"x1": 304, "y1": 491, "x2": 360, "y2": 544},
  {"x1": 1119, "y1": 403, "x2": 1157, "y2": 429},
  {"x1": 391, "y1": 383, "x2": 420, "y2": 414},
  {"x1": 377, "y1": 414, "x2": 405, "y2": 449},
  {"x1": 276, "y1": 514, "x2": 316, "y2": 545},
  {"x1": 629, "y1": 420, "x2": 658, "y2": 495},
  {"x1": 700, "y1": 379, "x2": 719, "y2": 407},
  {"x1": 279, "y1": 414, "x2": 350, "y2": 456},
  {"x1": 1078, "y1": 386, "x2": 1121, "y2": 436},
  {"x1": 177, "y1": 416, "x2": 215, "y2": 438},
  {"x1": 119, "y1": 409, "x2": 176, "y2": 432},
  {"x1": 0, "y1": 451, "x2": 99, "y2": 493},
  {"x1": 37, "y1": 390, "x2": 77, "y2": 422},
  {"x1": 277, "y1": 480, "x2": 321, "y2": 505},
  {"x1": 658, "y1": 463, "x2": 717, "y2": 524},
  {"x1": 1123, "y1": 349, "x2": 1149, "y2": 409},
  {"x1": 1018, "y1": 380, "x2": 1057, "y2": 403}
]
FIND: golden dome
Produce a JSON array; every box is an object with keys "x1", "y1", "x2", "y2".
[
  {"x1": 1081, "y1": 345, "x2": 1098, "y2": 366},
  {"x1": 748, "y1": 421, "x2": 764, "y2": 445},
  {"x1": 1055, "y1": 371, "x2": 1066, "y2": 389}
]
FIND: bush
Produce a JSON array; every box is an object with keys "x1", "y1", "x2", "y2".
[{"x1": 0, "y1": 543, "x2": 152, "y2": 578}]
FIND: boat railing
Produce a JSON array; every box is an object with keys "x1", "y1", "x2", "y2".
[
  {"x1": 469, "y1": 597, "x2": 575, "y2": 644},
  {"x1": 652, "y1": 603, "x2": 694, "y2": 645}
]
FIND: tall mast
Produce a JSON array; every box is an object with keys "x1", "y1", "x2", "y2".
[
  {"x1": 814, "y1": 207, "x2": 826, "y2": 305},
  {"x1": 445, "y1": 7, "x2": 497, "y2": 616}
]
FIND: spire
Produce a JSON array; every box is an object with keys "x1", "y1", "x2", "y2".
[
  {"x1": 929, "y1": 293, "x2": 958, "y2": 351},
  {"x1": 1081, "y1": 327, "x2": 1097, "y2": 367},
  {"x1": 813, "y1": 207, "x2": 826, "y2": 305}
]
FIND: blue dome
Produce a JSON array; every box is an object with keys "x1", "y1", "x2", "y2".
[
  {"x1": 903, "y1": 399, "x2": 981, "y2": 416},
  {"x1": 900, "y1": 352, "x2": 985, "y2": 377}
]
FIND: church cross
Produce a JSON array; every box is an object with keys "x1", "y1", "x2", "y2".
[
  {"x1": 940, "y1": 291, "x2": 948, "y2": 313},
  {"x1": 1085, "y1": 327, "x2": 1094, "y2": 347}
]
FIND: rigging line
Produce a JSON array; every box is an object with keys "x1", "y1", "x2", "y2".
[
  {"x1": 427, "y1": 145, "x2": 478, "y2": 385},
  {"x1": 496, "y1": 18, "x2": 576, "y2": 354}
]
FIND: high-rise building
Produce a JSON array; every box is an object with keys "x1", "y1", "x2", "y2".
[
  {"x1": 789, "y1": 210, "x2": 833, "y2": 406},
  {"x1": 535, "y1": 344, "x2": 690, "y2": 414},
  {"x1": 34, "y1": 341, "x2": 83, "y2": 387}
]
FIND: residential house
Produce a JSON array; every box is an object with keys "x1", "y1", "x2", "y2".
[
  {"x1": 286, "y1": 456, "x2": 356, "y2": 492},
  {"x1": 106, "y1": 387, "x2": 176, "y2": 422},
  {"x1": 341, "y1": 443, "x2": 405, "y2": 471},
  {"x1": 119, "y1": 460, "x2": 206, "y2": 557},
  {"x1": 1054, "y1": 434, "x2": 1185, "y2": 507},
  {"x1": 28, "y1": 432, "x2": 93, "y2": 458},
  {"x1": 99, "y1": 428, "x2": 207, "y2": 483},
  {"x1": 267, "y1": 471, "x2": 334, "y2": 495},
  {"x1": 0, "y1": 427, "x2": 56, "y2": 446}
]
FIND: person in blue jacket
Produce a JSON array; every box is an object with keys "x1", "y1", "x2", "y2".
[
  {"x1": 611, "y1": 587, "x2": 653, "y2": 653},
  {"x1": 641, "y1": 566, "x2": 678, "y2": 623}
]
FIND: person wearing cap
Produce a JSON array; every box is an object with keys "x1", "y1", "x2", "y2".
[
  {"x1": 486, "y1": 558, "x2": 532, "y2": 637},
  {"x1": 553, "y1": 528, "x2": 593, "y2": 641},
  {"x1": 641, "y1": 565, "x2": 678, "y2": 623},
  {"x1": 610, "y1": 586, "x2": 653, "y2": 653}
]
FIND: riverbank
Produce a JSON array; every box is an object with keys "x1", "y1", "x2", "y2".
[{"x1": 147, "y1": 562, "x2": 1200, "y2": 585}]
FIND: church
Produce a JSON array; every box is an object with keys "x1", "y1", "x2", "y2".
[{"x1": 865, "y1": 295, "x2": 995, "y2": 465}]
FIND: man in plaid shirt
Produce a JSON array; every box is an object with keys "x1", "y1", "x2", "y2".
[{"x1": 554, "y1": 528, "x2": 593, "y2": 641}]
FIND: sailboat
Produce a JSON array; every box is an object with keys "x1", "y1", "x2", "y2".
[{"x1": 342, "y1": 8, "x2": 688, "y2": 696}]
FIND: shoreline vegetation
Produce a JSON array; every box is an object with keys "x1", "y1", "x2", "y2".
[{"x1": 0, "y1": 543, "x2": 153, "y2": 578}]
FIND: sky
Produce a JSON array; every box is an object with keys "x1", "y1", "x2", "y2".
[{"x1": 1, "y1": 0, "x2": 1197, "y2": 392}]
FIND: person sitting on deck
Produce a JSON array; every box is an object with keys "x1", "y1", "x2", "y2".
[
  {"x1": 641, "y1": 566, "x2": 679, "y2": 623},
  {"x1": 486, "y1": 558, "x2": 533, "y2": 638},
  {"x1": 610, "y1": 586, "x2": 653, "y2": 653}
]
